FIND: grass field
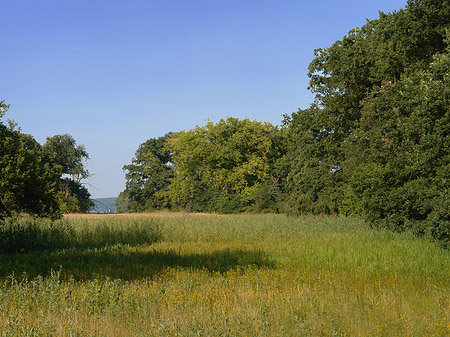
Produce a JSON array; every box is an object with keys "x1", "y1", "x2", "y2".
[{"x1": 1, "y1": 213, "x2": 449, "y2": 336}]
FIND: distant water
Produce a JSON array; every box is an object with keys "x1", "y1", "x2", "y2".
[{"x1": 90, "y1": 197, "x2": 116, "y2": 213}]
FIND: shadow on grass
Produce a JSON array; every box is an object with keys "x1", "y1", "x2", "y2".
[
  {"x1": 0, "y1": 246, "x2": 274, "y2": 281},
  {"x1": 0, "y1": 218, "x2": 162, "y2": 254}
]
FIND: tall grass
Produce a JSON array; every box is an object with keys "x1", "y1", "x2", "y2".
[
  {"x1": 1, "y1": 214, "x2": 450, "y2": 336},
  {"x1": 0, "y1": 217, "x2": 162, "y2": 253}
]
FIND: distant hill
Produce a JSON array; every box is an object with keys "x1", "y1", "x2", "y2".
[{"x1": 91, "y1": 197, "x2": 116, "y2": 213}]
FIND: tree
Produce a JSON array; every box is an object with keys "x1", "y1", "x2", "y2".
[
  {"x1": 115, "y1": 189, "x2": 131, "y2": 213},
  {"x1": 283, "y1": 0, "x2": 450, "y2": 220},
  {"x1": 44, "y1": 134, "x2": 90, "y2": 181},
  {"x1": 43, "y1": 134, "x2": 92, "y2": 213},
  {"x1": 122, "y1": 133, "x2": 174, "y2": 212},
  {"x1": 347, "y1": 40, "x2": 450, "y2": 236},
  {"x1": 281, "y1": 106, "x2": 346, "y2": 215},
  {"x1": 280, "y1": 0, "x2": 450, "y2": 246},
  {"x1": 0, "y1": 100, "x2": 8, "y2": 119},
  {"x1": 167, "y1": 118, "x2": 284, "y2": 213},
  {"x1": 0, "y1": 101, "x2": 60, "y2": 219}
]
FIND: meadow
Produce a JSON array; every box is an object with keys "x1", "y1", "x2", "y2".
[{"x1": 1, "y1": 213, "x2": 449, "y2": 336}]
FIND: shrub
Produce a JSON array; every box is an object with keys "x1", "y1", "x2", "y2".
[{"x1": 426, "y1": 193, "x2": 450, "y2": 247}]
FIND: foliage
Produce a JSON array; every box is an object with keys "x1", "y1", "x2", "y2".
[
  {"x1": 43, "y1": 134, "x2": 90, "y2": 180},
  {"x1": 0, "y1": 101, "x2": 92, "y2": 217},
  {"x1": 0, "y1": 102, "x2": 60, "y2": 219},
  {"x1": 426, "y1": 193, "x2": 450, "y2": 248},
  {"x1": 0, "y1": 99, "x2": 8, "y2": 119},
  {"x1": 346, "y1": 37, "x2": 450, "y2": 232},
  {"x1": 282, "y1": 0, "x2": 450, "y2": 244},
  {"x1": 281, "y1": 106, "x2": 345, "y2": 215},
  {"x1": 166, "y1": 118, "x2": 285, "y2": 212},
  {"x1": 56, "y1": 178, "x2": 92, "y2": 213},
  {"x1": 115, "y1": 189, "x2": 131, "y2": 213},
  {"x1": 111, "y1": 0, "x2": 450, "y2": 247},
  {"x1": 120, "y1": 118, "x2": 285, "y2": 213},
  {"x1": 122, "y1": 133, "x2": 174, "y2": 212},
  {"x1": 44, "y1": 134, "x2": 92, "y2": 213}
]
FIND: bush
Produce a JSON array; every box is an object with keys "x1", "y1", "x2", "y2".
[{"x1": 426, "y1": 194, "x2": 450, "y2": 247}]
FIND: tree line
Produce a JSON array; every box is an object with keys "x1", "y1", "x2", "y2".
[
  {"x1": 0, "y1": 101, "x2": 91, "y2": 219},
  {"x1": 2, "y1": 0, "x2": 449, "y2": 245},
  {"x1": 118, "y1": 0, "x2": 450, "y2": 246},
  {"x1": 116, "y1": 118, "x2": 285, "y2": 214}
]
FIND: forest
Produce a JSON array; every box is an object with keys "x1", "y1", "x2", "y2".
[{"x1": 116, "y1": 0, "x2": 450, "y2": 246}]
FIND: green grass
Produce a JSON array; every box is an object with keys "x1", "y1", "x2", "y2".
[{"x1": 1, "y1": 214, "x2": 450, "y2": 336}]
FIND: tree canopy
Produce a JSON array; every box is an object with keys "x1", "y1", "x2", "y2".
[
  {"x1": 120, "y1": 0, "x2": 450, "y2": 247},
  {"x1": 167, "y1": 118, "x2": 284, "y2": 213},
  {"x1": 281, "y1": 0, "x2": 450, "y2": 245},
  {"x1": 44, "y1": 134, "x2": 92, "y2": 213},
  {"x1": 0, "y1": 101, "x2": 59, "y2": 218},
  {"x1": 121, "y1": 133, "x2": 174, "y2": 212},
  {"x1": 120, "y1": 118, "x2": 284, "y2": 213},
  {"x1": 0, "y1": 101, "x2": 92, "y2": 218}
]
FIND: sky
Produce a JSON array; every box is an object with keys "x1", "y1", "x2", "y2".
[{"x1": 1, "y1": 0, "x2": 407, "y2": 198}]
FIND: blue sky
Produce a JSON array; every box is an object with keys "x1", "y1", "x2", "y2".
[{"x1": 1, "y1": 0, "x2": 407, "y2": 198}]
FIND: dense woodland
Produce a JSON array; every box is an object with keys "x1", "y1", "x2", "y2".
[
  {"x1": 1, "y1": 0, "x2": 450, "y2": 245},
  {"x1": 118, "y1": 0, "x2": 450, "y2": 245}
]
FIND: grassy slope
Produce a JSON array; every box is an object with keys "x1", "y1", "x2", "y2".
[{"x1": 1, "y1": 214, "x2": 449, "y2": 336}]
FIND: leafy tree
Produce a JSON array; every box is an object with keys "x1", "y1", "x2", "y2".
[
  {"x1": 122, "y1": 133, "x2": 174, "y2": 212},
  {"x1": 44, "y1": 134, "x2": 90, "y2": 181},
  {"x1": 0, "y1": 100, "x2": 7, "y2": 119},
  {"x1": 167, "y1": 118, "x2": 284, "y2": 213},
  {"x1": 115, "y1": 189, "x2": 131, "y2": 213},
  {"x1": 278, "y1": 0, "x2": 450, "y2": 248},
  {"x1": 283, "y1": 0, "x2": 450, "y2": 223},
  {"x1": 347, "y1": 40, "x2": 450, "y2": 236},
  {"x1": 0, "y1": 101, "x2": 60, "y2": 219},
  {"x1": 43, "y1": 134, "x2": 92, "y2": 213},
  {"x1": 281, "y1": 106, "x2": 346, "y2": 215}
]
